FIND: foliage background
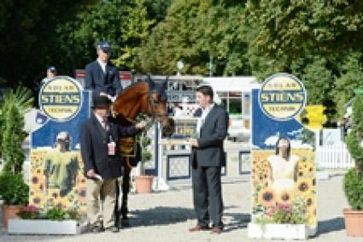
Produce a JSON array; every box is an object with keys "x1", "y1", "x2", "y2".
[{"x1": 1, "y1": 0, "x2": 363, "y2": 123}]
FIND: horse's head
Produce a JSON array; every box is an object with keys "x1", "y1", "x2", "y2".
[{"x1": 146, "y1": 76, "x2": 175, "y2": 137}]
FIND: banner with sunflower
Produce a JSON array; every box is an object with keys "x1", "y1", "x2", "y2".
[
  {"x1": 249, "y1": 73, "x2": 317, "y2": 238},
  {"x1": 30, "y1": 78, "x2": 91, "y2": 215},
  {"x1": 29, "y1": 149, "x2": 87, "y2": 215}
]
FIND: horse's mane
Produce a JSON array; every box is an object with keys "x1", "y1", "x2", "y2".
[
  {"x1": 119, "y1": 81, "x2": 148, "y2": 95},
  {"x1": 112, "y1": 81, "x2": 149, "y2": 122}
]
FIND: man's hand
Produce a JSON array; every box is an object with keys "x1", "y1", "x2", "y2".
[
  {"x1": 135, "y1": 121, "x2": 147, "y2": 130},
  {"x1": 87, "y1": 169, "x2": 96, "y2": 178},
  {"x1": 190, "y1": 138, "x2": 199, "y2": 147}
]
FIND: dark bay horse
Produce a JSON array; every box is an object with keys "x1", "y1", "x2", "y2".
[{"x1": 112, "y1": 77, "x2": 174, "y2": 225}]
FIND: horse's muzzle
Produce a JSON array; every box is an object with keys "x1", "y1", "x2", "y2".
[{"x1": 161, "y1": 117, "x2": 175, "y2": 137}]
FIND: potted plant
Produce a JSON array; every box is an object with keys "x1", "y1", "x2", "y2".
[
  {"x1": 129, "y1": 113, "x2": 153, "y2": 193},
  {"x1": 344, "y1": 89, "x2": 363, "y2": 237},
  {"x1": 0, "y1": 173, "x2": 29, "y2": 228},
  {"x1": 0, "y1": 87, "x2": 33, "y2": 229},
  {"x1": 134, "y1": 131, "x2": 154, "y2": 193},
  {"x1": 7, "y1": 205, "x2": 81, "y2": 235}
]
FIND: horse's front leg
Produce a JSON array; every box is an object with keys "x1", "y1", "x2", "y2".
[{"x1": 121, "y1": 164, "x2": 131, "y2": 220}]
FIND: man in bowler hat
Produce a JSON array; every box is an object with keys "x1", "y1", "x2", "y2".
[{"x1": 80, "y1": 95, "x2": 146, "y2": 233}]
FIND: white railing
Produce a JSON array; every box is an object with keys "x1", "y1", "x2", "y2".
[{"x1": 315, "y1": 143, "x2": 355, "y2": 169}]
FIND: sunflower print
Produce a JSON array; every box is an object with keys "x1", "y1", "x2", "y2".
[
  {"x1": 303, "y1": 192, "x2": 315, "y2": 208},
  {"x1": 252, "y1": 149, "x2": 317, "y2": 227},
  {"x1": 296, "y1": 178, "x2": 312, "y2": 195},
  {"x1": 258, "y1": 187, "x2": 276, "y2": 208},
  {"x1": 276, "y1": 190, "x2": 293, "y2": 205},
  {"x1": 30, "y1": 149, "x2": 87, "y2": 215}
]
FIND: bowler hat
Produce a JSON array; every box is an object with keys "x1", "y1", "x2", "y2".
[{"x1": 92, "y1": 95, "x2": 111, "y2": 108}]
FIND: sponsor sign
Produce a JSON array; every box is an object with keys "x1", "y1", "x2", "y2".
[
  {"x1": 259, "y1": 73, "x2": 306, "y2": 121},
  {"x1": 249, "y1": 73, "x2": 317, "y2": 239},
  {"x1": 39, "y1": 77, "x2": 82, "y2": 122}
]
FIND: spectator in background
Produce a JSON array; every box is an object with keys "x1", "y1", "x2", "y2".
[
  {"x1": 84, "y1": 41, "x2": 122, "y2": 102},
  {"x1": 41, "y1": 66, "x2": 57, "y2": 85}
]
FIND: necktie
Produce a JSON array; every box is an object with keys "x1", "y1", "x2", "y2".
[{"x1": 102, "y1": 119, "x2": 108, "y2": 130}]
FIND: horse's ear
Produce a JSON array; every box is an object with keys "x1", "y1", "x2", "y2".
[
  {"x1": 146, "y1": 74, "x2": 155, "y2": 90},
  {"x1": 161, "y1": 76, "x2": 169, "y2": 90}
]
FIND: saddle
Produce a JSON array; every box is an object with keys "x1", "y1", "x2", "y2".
[{"x1": 119, "y1": 137, "x2": 141, "y2": 167}]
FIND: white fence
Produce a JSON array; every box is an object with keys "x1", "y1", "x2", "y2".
[{"x1": 315, "y1": 143, "x2": 355, "y2": 169}]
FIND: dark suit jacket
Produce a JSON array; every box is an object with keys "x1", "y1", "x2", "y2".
[
  {"x1": 80, "y1": 113, "x2": 138, "y2": 179},
  {"x1": 191, "y1": 105, "x2": 229, "y2": 168},
  {"x1": 84, "y1": 60, "x2": 122, "y2": 97}
]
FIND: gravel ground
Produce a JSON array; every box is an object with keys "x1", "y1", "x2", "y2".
[{"x1": 1, "y1": 174, "x2": 362, "y2": 242}]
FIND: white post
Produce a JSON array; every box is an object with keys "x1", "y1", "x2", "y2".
[{"x1": 153, "y1": 122, "x2": 169, "y2": 191}]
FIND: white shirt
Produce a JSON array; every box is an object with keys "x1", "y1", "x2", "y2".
[
  {"x1": 94, "y1": 113, "x2": 108, "y2": 129},
  {"x1": 196, "y1": 103, "x2": 215, "y2": 137},
  {"x1": 97, "y1": 58, "x2": 107, "y2": 73}
]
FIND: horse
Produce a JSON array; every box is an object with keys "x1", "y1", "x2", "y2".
[{"x1": 112, "y1": 76, "x2": 174, "y2": 225}]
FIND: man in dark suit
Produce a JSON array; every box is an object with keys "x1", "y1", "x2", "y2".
[
  {"x1": 189, "y1": 85, "x2": 228, "y2": 234},
  {"x1": 80, "y1": 95, "x2": 145, "y2": 233},
  {"x1": 84, "y1": 41, "x2": 122, "y2": 101}
]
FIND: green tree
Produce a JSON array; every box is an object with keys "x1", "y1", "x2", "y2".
[
  {"x1": 114, "y1": 0, "x2": 155, "y2": 71},
  {"x1": 301, "y1": 57, "x2": 334, "y2": 105},
  {"x1": 66, "y1": 0, "x2": 169, "y2": 72},
  {"x1": 334, "y1": 53, "x2": 363, "y2": 118},
  {"x1": 145, "y1": 0, "x2": 172, "y2": 23},
  {"x1": 245, "y1": 0, "x2": 363, "y2": 65},
  {"x1": 0, "y1": 0, "x2": 95, "y2": 87},
  {"x1": 70, "y1": 0, "x2": 130, "y2": 68},
  {"x1": 344, "y1": 90, "x2": 363, "y2": 210},
  {"x1": 140, "y1": 0, "x2": 249, "y2": 75},
  {"x1": 244, "y1": 0, "x2": 363, "y2": 124}
]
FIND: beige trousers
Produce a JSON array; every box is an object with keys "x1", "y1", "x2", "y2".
[{"x1": 86, "y1": 178, "x2": 116, "y2": 229}]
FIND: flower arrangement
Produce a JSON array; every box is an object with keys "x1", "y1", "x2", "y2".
[
  {"x1": 254, "y1": 197, "x2": 307, "y2": 225},
  {"x1": 16, "y1": 205, "x2": 80, "y2": 221},
  {"x1": 17, "y1": 205, "x2": 40, "y2": 219}
]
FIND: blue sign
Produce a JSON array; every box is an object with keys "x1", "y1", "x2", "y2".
[
  {"x1": 32, "y1": 77, "x2": 90, "y2": 149},
  {"x1": 30, "y1": 76, "x2": 90, "y2": 212}
]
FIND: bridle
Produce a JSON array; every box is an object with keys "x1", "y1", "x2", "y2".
[{"x1": 147, "y1": 91, "x2": 168, "y2": 122}]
